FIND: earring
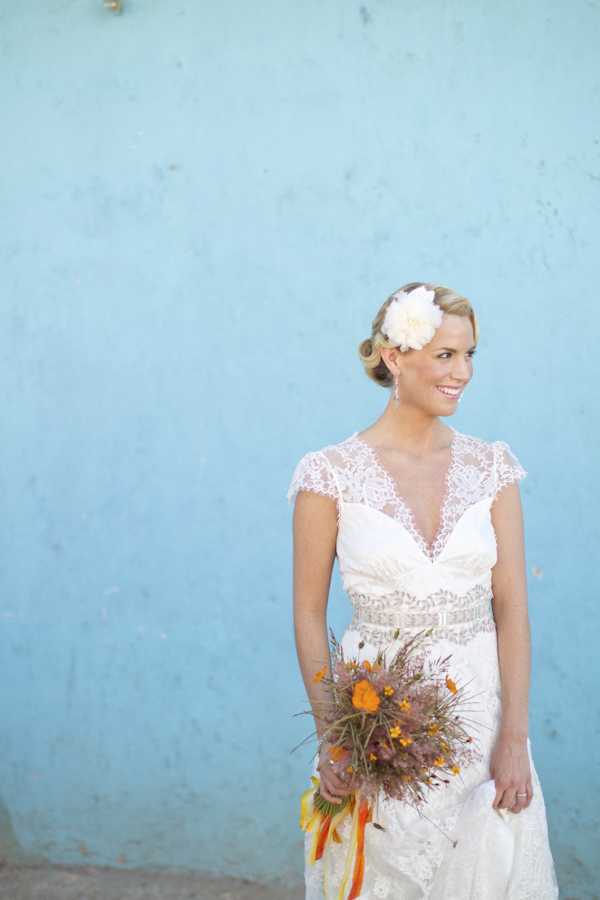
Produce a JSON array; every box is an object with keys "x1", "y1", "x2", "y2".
[{"x1": 394, "y1": 375, "x2": 399, "y2": 410}]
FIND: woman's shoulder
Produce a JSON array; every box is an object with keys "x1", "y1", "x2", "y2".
[
  {"x1": 452, "y1": 428, "x2": 528, "y2": 489},
  {"x1": 292, "y1": 432, "x2": 360, "y2": 468},
  {"x1": 452, "y1": 427, "x2": 495, "y2": 452},
  {"x1": 287, "y1": 433, "x2": 359, "y2": 505}
]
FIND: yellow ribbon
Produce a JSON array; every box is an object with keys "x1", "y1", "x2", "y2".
[{"x1": 300, "y1": 778, "x2": 372, "y2": 900}]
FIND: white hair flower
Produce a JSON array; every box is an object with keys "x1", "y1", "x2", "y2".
[{"x1": 381, "y1": 286, "x2": 443, "y2": 352}]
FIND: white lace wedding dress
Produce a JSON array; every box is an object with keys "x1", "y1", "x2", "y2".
[{"x1": 288, "y1": 429, "x2": 558, "y2": 900}]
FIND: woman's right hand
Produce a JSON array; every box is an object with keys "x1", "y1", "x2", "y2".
[{"x1": 317, "y1": 744, "x2": 356, "y2": 803}]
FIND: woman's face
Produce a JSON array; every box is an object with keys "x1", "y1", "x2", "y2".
[{"x1": 389, "y1": 314, "x2": 476, "y2": 415}]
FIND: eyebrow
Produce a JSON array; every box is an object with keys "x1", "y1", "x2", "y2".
[{"x1": 437, "y1": 345, "x2": 477, "y2": 352}]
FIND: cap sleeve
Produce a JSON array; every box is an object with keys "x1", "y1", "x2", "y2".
[
  {"x1": 494, "y1": 440, "x2": 527, "y2": 496},
  {"x1": 287, "y1": 450, "x2": 341, "y2": 512}
]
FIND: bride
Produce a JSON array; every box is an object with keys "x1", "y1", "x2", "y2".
[{"x1": 288, "y1": 284, "x2": 558, "y2": 900}]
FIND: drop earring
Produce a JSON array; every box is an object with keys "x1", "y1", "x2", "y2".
[{"x1": 394, "y1": 375, "x2": 399, "y2": 410}]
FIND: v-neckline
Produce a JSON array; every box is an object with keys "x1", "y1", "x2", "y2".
[{"x1": 353, "y1": 429, "x2": 459, "y2": 558}]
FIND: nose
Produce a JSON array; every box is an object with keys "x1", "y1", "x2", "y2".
[{"x1": 451, "y1": 356, "x2": 472, "y2": 383}]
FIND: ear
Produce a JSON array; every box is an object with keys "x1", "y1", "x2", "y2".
[{"x1": 380, "y1": 346, "x2": 403, "y2": 376}]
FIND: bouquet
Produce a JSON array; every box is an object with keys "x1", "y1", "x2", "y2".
[{"x1": 299, "y1": 630, "x2": 474, "y2": 900}]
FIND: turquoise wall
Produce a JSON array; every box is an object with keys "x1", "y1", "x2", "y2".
[{"x1": 1, "y1": 1, "x2": 599, "y2": 896}]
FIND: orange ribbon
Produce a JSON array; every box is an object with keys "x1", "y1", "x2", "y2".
[{"x1": 300, "y1": 778, "x2": 373, "y2": 900}]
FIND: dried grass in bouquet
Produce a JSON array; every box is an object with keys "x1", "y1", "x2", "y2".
[{"x1": 298, "y1": 629, "x2": 475, "y2": 900}]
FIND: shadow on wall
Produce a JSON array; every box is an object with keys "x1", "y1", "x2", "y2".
[{"x1": 0, "y1": 797, "x2": 31, "y2": 864}]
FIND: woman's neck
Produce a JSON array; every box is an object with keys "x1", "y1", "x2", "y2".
[{"x1": 361, "y1": 398, "x2": 453, "y2": 454}]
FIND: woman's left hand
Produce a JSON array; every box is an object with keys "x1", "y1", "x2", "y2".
[{"x1": 489, "y1": 733, "x2": 533, "y2": 814}]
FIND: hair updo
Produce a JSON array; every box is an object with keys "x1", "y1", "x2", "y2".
[{"x1": 358, "y1": 282, "x2": 479, "y2": 388}]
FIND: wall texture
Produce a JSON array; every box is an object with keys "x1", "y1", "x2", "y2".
[{"x1": 1, "y1": 1, "x2": 599, "y2": 896}]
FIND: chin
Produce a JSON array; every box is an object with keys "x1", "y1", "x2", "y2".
[{"x1": 432, "y1": 400, "x2": 459, "y2": 418}]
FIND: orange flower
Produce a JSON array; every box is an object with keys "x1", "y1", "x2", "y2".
[
  {"x1": 352, "y1": 679, "x2": 381, "y2": 713},
  {"x1": 363, "y1": 660, "x2": 380, "y2": 672},
  {"x1": 329, "y1": 746, "x2": 344, "y2": 762},
  {"x1": 445, "y1": 675, "x2": 457, "y2": 694},
  {"x1": 434, "y1": 756, "x2": 445, "y2": 767},
  {"x1": 390, "y1": 725, "x2": 401, "y2": 739},
  {"x1": 312, "y1": 666, "x2": 327, "y2": 683},
  {"x1": 402, "y1": 774, "x2": 411, "y2": 782},
  {"x1": 452, "y1": 765, "x2": 460, "y2": 776},
  {"x1": 399, "y1": 736, "x2": 412, "y2": 746},
  {"x1": 369, "y1": 753, "x2": 378, "y2": 762},
  {"x1": 384, "y1": 686, "x2": 394, "y2": 696},
  {"x1": 347, "y1": 766, "x2": 354, "y2": 774},
  {"x1": 428, "y1": 723, "x2": 439, "y2": 735},
  {"x1": 397, "y1": 698, "x2": 411, "y2": 711}
]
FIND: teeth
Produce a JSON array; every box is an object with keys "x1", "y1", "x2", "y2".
[{"x1": 438, "y1": 387, "x2": 460, "y2": 396}]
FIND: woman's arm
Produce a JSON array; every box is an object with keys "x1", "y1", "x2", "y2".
[
  {"x1": 292, "y1": 489, "x2": 353, "y2": 803},
  {"x1": 489, "y1": 479, "x2": 533, "y2": 814}
]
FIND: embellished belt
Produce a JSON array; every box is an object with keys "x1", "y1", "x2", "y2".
[{"x1": 351, "y1": 600, "x2": 492, "y2": 631}]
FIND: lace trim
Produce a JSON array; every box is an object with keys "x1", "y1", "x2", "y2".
[
  {"x1": 348, "y1": 583, "x2": 492, "y2": 616},
  {"x1": 287, "y1": 450, "x2": 341, "y2": 517},
  {"x1": 288, "y1": 431, "x2": 527, "y2": 554},
  {"x1": 353, "y1": 599, "x2": 491, "y2": 630},
  {"x1": 347, "y1": 611, "x2": 497, "y2": 648},
  {"x1": 349, "y1": 434, "x2": 434, "y2": 556},
  {"x1": 494, "y1": 439, "x2": 527, "y2": 495},
  {"x1": 346, "y1": 585, "x2": 495, "y2": 647}
]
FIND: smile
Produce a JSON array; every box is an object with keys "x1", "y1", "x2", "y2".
[{"x1": 437, "y1": 386, "x2": 462, "y2": 397}]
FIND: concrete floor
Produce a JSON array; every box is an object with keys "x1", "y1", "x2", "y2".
[{"x1": 0, "y1": 867, "x2": 304, "y2": 900}]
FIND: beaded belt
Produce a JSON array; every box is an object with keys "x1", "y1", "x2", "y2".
[{"x1": 351, "y1": 600, "x2": 491, "y2": 631}]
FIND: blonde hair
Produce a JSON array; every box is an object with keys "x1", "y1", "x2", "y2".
[{"x1": 358, "y1": 282, "x2": 479, "y2": 387}]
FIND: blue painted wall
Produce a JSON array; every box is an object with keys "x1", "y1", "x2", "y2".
[{"x1": 1, "y1": 1, "x2": 599, "y2": 896}]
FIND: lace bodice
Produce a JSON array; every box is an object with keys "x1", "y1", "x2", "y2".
[
  {"x1": 288, "y1": 429, "x2": 525, "y2": 562},
  {"x1": 288, "y1": 430, "x2": 526, "y2": 645}
]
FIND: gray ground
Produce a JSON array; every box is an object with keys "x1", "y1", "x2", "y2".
[{"x1": 0, "y1": 867, "x2": 304, "y2": 900}]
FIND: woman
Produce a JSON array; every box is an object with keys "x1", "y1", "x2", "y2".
[{"x1": 288, "y1": 284, "x2": 558, "y2": 900}]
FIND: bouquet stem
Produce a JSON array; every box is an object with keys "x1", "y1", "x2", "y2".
[{"x1": 301, "y1": 778, "x2": 372, "y2": 900}]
